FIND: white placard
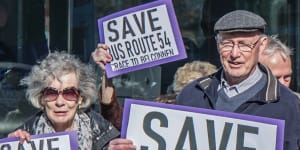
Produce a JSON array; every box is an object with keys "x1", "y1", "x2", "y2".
[{"x1": 121, "y1": 99, "x2": 284, "y2": 150}]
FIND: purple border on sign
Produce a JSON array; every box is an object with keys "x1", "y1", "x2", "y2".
[
  {"x1": 0, "y1": 131, "x2": 78, "y2": 149},
  {"x1": 121, "y1": 99, "x2": 285, "y2": 150},
  {"x1": 98, "y1": 0, "x2": 186, "y2": 78}
]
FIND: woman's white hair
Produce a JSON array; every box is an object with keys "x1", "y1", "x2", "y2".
[{"x1": 21, "y1": 51, "x2": 97, "y2": 111}]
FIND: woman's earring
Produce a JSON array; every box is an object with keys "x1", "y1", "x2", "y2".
[
  {"x1": 78, "y1": 96, "x2": 83, "y2": 105},
  {"x1": 77, "y1": 96, "x2": 83, "y2": 110}
]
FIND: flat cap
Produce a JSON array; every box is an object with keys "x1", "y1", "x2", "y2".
[{"x1": 214, "y1": 10, "x2": 266, "y2": 33}]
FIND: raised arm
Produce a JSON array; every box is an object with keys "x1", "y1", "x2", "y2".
[{"x1": 92, "y1": 44, "x2": 123, "y2": 130}]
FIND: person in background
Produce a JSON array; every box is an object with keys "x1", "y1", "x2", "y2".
[
  {"x1": 259, "y1": 35, "x2": 300, "y2": 98},
  {"x1": 93, "y1": 46, "x2": 135, "y2": 150},
  {"x1": 169, "y1": 60, "x2": 217, "y2": 94},
  {"x1": 156, "y1": 61, "x2": 217, "y2": 104},
  {"x1": 259, "y1": 35, "x2": 292, "y2": 87},
  {"x1": 176, "y1": 10, "x2": 300, "y2": 149},
  {"x1": 7, "y1": 51, "x2": 122, "y2": 149}
]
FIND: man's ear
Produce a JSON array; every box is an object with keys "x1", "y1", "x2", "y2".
[{"x1": 259, "y1": 36, "x2": 268, "y2": 53}]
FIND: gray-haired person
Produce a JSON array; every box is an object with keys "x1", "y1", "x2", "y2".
[
  {"x1": 176, "y1": 10, "x2": 300, "y2": 149},
  {"x1": 259, "y1": 35, "x2": 300, "y2": 98},
  {"x1": 7, "y1": 51, "x2": 120, "y2": 149},
  {"x1": 259, "y1": 35, "x2": 293, "y2": 87}
]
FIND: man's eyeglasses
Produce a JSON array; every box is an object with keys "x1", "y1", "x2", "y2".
[
  {"x1": 218, "y1": 36, "x2": 263, "y2": 52},
  {"x1": 42, "y1": 87, "x2": 80, "y2": 102}
]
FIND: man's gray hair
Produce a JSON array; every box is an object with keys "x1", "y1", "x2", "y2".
[
  {"x1": 21, "y1": 51, "x2": 97, "y2": 111},
  {"x1": 263, "y1": 35, "x2": 293, "y2": 60}
]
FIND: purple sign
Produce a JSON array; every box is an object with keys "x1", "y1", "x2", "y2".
[
  {"x1": 121, "y1": 99, "x2": 284, "y2": 150},
  {"x1": 0, "y1": 131, "x2": 78, "y2": 150},
  {"x1": 98, "y1": 0, "x2": 186, "y2": 78}
]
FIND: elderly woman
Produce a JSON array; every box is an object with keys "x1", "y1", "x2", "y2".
[{"x1": 7, "y1": 51, "x2": 122, "y2": 149}]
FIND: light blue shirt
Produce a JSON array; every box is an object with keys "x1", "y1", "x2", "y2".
[{"x1": 218, "y1": 65, "x2": 263, "y2": 97}]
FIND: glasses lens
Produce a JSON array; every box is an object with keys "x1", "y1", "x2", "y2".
[
  {"x1": 219, "y1": 42, "x2": 233, "y2": 52},
  {"x1": 238, "y1": 43, "x2": 252, "y2": 52},
  {"x1": 222, "y1": 46, "x2": 232, "y2": 51},
  {"x1": 62, "y1": 87, "x2": 79, "y2": 101},
  {"x1": 43, "y1": 88, "x2": 59, "y2": 101}
]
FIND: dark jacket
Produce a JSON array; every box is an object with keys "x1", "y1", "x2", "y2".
[
  {"x1": 176, "y1": 64, "x2": 300, "y2": 150},
  {"x1": 18, "y1": 109, "x2": 120, "y2": 150}
]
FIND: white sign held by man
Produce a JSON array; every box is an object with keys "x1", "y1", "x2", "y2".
[{"x1": 121, "y1": 99, "x2": 284, "y2": 150}]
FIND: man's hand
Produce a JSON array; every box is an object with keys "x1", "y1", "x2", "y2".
[{"x1": 109, "y1": 138, "x2": 136, "y2": 150}]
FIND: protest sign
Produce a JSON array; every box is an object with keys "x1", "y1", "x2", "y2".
[
  {"x1": 121, "y1": 99, "x2": 284, "y2": 150},
  {"x1": 0, "y1": 131, "x2": 78, "y2": 150},
  {"x1": 98, "y1": 0, "x2": 186, "y2": 78}
]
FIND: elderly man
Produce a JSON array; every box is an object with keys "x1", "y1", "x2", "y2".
[
  {"x1": 259, "y1": 35, "x2": 300, "y2": 98},
  {"x1": 259, "y1": 35, "x2": 293, "y2": 87},
  {"x1": 176, "y1": 10, "x2": 300, "y2": 149},
  {"x1": 93, "y1": 10, "x2": 300, "y2": 150}
]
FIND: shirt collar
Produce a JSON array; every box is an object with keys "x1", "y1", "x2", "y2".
[{"x1": 220, "y1": 65, "x2": 263, "y2": 94}]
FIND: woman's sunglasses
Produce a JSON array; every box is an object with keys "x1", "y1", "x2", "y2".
[{"x1": 42, "y1": 87, "x2": 80, "y2": 102}]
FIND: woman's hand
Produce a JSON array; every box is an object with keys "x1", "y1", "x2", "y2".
[
  {"x1": 7, "y1": 129, "x2": 31, "y2": 144},
  {"x1": 92, "y1": 43, "x2": 112, "y2": 71},
  {"x1": 92, "y1": 43, "x2": 116, "y2": 105},
  {"x1": 109, "y1": 138, "x2": 136, "y2": 150},
  {"x1": 92, "y1": 44, "x2": 123, "y2": 130}
]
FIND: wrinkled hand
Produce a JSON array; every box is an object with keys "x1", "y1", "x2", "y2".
[
  {"x1": 109, "y1": 138, "x2": 136, "y2": 150},
  {"x1": 92, "y1": 44, "x2": 112, "y2": 71},
  {"x1": 92, "y1": 43, "x2": 115, "y2": 104},
  {"x1": 7, "y1": 129, "x2": 31, "y2": 144}
]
